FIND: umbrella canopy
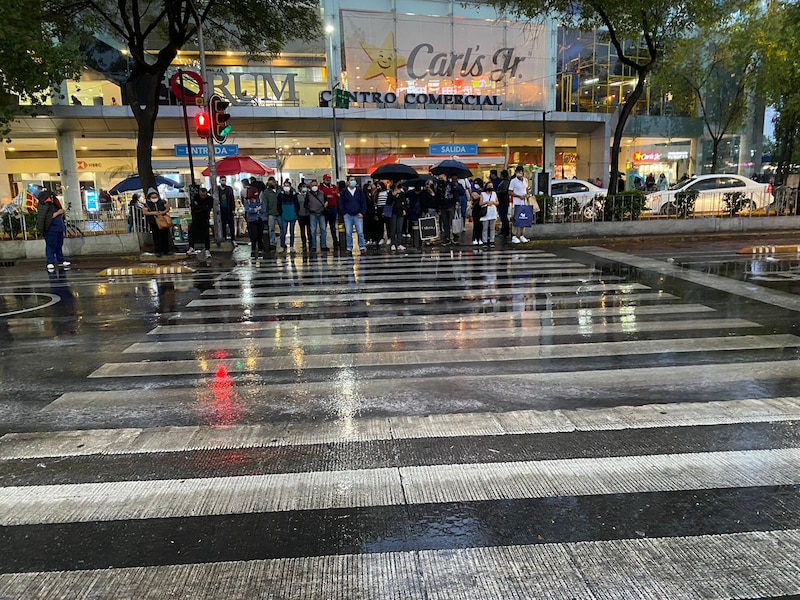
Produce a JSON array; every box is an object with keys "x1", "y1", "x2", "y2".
[
  {"x1": 370, "y1": 163, "x2": 419, "y2": 181},
  {"x1": 430, "y1": 159, "x2": 472, "y2": 178},
  {"x1": 109, "y1": 175, "x2": 183, "y2": 195},
  {"x1": 201, "y1": 155, "x2": 275, "y2": 177}
]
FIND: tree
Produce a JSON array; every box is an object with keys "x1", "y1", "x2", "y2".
[
  {"x1": 0, "y1": 0, "x2": 83, "y2": 138},
  {"x1": 49, "y1": 0, "x2": 320, "y2": 193},
  {"x1": 654, "y1": 19, "x2": 758, "y2": 173},
  {"x1": 488, "y1": 0, "x2": 733, "y2": 190},
  {"x1": 756, "y1": 1, "x2": 800, "y2": 178}
]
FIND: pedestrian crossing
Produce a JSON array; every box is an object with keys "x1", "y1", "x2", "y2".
[{"x1": 1, "y1": 247, "x2": 799, "y2": 599}]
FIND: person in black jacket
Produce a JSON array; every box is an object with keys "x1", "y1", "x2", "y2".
[
  {"x1": 37, "y1": 189, "x2": 70, "y2": 270},
  {"x1": 188, "y1": 187, "x2": 213, "y2": 258},
  {"x1": 218, "y1": 176, "x2": 236, "y2": 245},
  {"x1": 386, "y1": 181, "x2": 407, "y2": 251},
  {"x1": 141, "y1": 187, "x2": 172, "y2": 256}
]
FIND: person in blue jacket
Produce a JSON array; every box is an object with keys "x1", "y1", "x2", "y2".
[
  {"x1": 277, "y1": 180, "x2": 300, "y2": 253},
  {"x1": 339, "y1": 177, "x2": 367, "y2": 253},
  {"x1": 242, "y1": 184, "x2": 266, "y2": 258}
]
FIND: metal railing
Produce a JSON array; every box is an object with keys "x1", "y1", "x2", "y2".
[{"x1": 0, "y1": 208, "x2": 146, "y2": 241}]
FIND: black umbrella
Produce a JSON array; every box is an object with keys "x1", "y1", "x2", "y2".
[
  {"x1": 403, "y1": 175, "x2": 435, "y2": 188},
  {"x1": 109, "y1": 175, "x2": 184, "y2": 195},
  {"x1": 370, "y1": 163, "x2": 420, "y2": 181},
  {"x1": 430, "y1": 159, "x2": 472, "y2": 178}
]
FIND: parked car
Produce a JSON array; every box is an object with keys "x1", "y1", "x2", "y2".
[
  {"x1": 549, "y1": 179, "x2": 607, "y2": 220},
  {"x1": 646, "y1": 174, "x2": 772, "y2": 215}
]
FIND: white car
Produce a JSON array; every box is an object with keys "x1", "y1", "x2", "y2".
[
  {"x1": 646, "y1": 174, "x2": 771, "y2": 215},
  {"x1": 549, "y1": 179, "x2": 607, "y2": 220}
]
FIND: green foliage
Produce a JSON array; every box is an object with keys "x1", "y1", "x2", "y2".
[
  {"x1": 603, "y1": 191, "x2": 647, "y2": 221},
  {"x1": 721, "y1": 191, "x2": 750, "y2": 215},
  {"x1": 674, "y1": 189, "x2": 699, "y2": 217},
  {"x1": 1, "y1": 211, "x2": 38, "y2": 239},
  {"x1": 0, "y1": 0, "x2": 84, "y2": 138}
]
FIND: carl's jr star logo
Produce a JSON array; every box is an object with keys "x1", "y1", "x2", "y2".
[{"x1": 361, "y1": 32, "x2": 407, "y2": 84}]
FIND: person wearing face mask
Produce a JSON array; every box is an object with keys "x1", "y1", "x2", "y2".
[
  {"x1": 217, "y1": 176, "x2": 237, "y2": 246},
  {"x1": 508, "y1": 165, "x2": 530, "y2": 243},
  {"x1": 297, "y1": 181, "x2": 312, "y2": 253},
  {"x1": 277, "y1": 180, "x2": 300, "y2": 253},
  {"x1": 243, "y1": 182, "x2": 266, "y2": 258},
  {"x1": 304, "y1": 180, "x2": 328, "y2": 252},
  {"x1": 339, "y1": 177, "x2": 367, "y2": 254},
  {"x1": 260, "y1": 176, "x2": 280, "y2": 253}
]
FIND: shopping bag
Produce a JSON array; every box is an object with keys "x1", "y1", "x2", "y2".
[
  {"x1": 513, "y1": 205, "x2": 533, "y2": 228},
  {"x1": 532, "y1": 197, "x2": 541, "y2": 213},
  {"x1": 419, "y1": 215, "x2": 439, "y2": 240},
  {"x1": 451, "y1": 213, "x2": 464, "y2": 234}
]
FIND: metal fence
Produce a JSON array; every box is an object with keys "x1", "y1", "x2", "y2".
[{"x1": 0, "y1": 208, "x2": 146, "y2": 241}]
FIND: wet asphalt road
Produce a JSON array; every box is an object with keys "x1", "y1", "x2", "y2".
[{"x1": 1, "y1": 234, "x2": 799, "y2": 599}]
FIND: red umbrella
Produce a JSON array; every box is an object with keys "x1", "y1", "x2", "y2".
[{"x1": 201, "y1": 155, "x2": 275, "y2": 177}]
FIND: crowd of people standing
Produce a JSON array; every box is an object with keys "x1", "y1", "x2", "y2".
[{"x1": 173, "y1": 165, "x2": 537, "y2": 258}]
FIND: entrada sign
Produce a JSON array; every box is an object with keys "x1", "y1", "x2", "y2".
[{"x1": 319, "y1": 90, "x2": 502, "y2": 107}]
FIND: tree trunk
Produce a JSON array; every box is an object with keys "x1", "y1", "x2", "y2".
[
  {"x1": 610, "y1": 68, "x2": 649, "y2": 192},
  {"x1": 125, "y1": 67, "x2": 165, "y2": 194},
  {"x1": 710, "y1": 137, "x2": 721, "y2": 174}
]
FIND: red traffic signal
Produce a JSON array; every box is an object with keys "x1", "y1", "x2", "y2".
[
  {"x1": 195, "y1": 111, "x2": 210, "y2": 138},
  {"x1": 210, "y1": 94, "x2": 231, "y2": 143}
]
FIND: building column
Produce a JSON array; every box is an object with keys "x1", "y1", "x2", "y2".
[
  {"x1": 56, "y1": 131, "x2": 83, "y2": 219},
  {"x1": 0, "y1": 144, "x2": 13, "y2": 204},
  {"x1": 576, "y1": 121, "x2": 611, "y2": 187}
]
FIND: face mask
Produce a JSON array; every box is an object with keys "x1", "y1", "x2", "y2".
[
  {"x1": 283, "y1": 186, "x2": 290, "y2": 192},
  {"x1": 311, "y1": 186, "x2": 319, "y2": 192},
  {"x1": 349, "y1": 181, "x2": 357, "y2": 188},
  {"x1": 299, "y1": 188, "x2": 307, "y2": 193},
  {"x1": 487, "y1": 188, "x2": 493, "y2": 192},
  {"x1": 516, "y1": 174, "x2": 523, "y2": 179}
]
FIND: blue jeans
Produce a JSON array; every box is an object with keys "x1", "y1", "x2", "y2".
[
  {"x1": 309, "y1": 213, "x2": 327, "y2": 250},
  {"x1": 268, "y1": 215, "x2": 280, "y2": 248},
  {"x1": 279, "y1": 218, "x2": 296, "y2": 249},
  {"x1": 44, "y1": 227, "x2": 65, "y2": 264},
  {"x1": 343, "y1": 213, "x2": 365, "y2": 251}
]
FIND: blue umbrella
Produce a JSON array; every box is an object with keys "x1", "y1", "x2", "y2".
[{"x1": 109, "y1": 175, "x2": 183, "y2": 195}]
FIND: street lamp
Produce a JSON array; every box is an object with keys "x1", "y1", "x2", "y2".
[{"x1": 325, "y1": 24, "x2": 341, "y2": 182}]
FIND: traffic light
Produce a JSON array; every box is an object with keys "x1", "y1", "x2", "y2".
[
  {"x1": 210, "y1": 94, "x2": 231, "y2": 143},
  {"x1": 195, "y1": 111, "x2": 210, "y2": 138}
]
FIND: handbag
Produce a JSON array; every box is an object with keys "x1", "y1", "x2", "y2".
[
  {"x1": 513, "y1": 204, "x2": 534, "y2": 228},
  {"x1": 382, "y1": 202, "x2": 393, "y2": 219},
  {"x1": 154, "y1": 214, "x2": 172, "y2": 230},
  {"x1": 532, "y1": 197, "x2": 541, "y2": 213},
  {"x1": 451, "y1": 212, "x2": 464, "y2": 234}
]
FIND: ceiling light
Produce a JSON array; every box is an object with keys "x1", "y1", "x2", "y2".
[
  {"x1": 360, "y1": 138, "x2": 367, "y2": 142},
  {"x1": 81, "y1": 146, "x2": 88, "y2": 150},
  {"x1": 401, "y1": 144, "x2": 407, "y2": 148},
  {"x1": 424, "y1": 138, "x2": 430, "y2": 142},
  {"x1": 151, "y1": 145, "x2": 158, "y2": 150},
  {"x1": 345, "y1": 144, "x2": 351, "y2": 148},
  {"x1": 7, "y1": 147, "x2": 14, "y2": 151},
  {"x1": 482, "y1": 138, "x2": 488, "y2": 142}
]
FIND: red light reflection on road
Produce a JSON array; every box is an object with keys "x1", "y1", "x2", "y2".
[{"x1": 201, "y1": 364, "x2": 242, "y2": 426}]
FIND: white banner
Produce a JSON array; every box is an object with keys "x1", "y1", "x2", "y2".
[{"x1": 341, "y1": 10, "x2": 548, "y2": 110}]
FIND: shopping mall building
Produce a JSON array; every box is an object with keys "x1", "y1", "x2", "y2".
[{"x1": 0, "y1": 0, "x2": 764, "y2": 212}]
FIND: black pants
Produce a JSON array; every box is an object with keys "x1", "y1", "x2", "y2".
[
  {"x1": 189, "y1": 213, "x2": 210, "y2": 250},
  {"x1": 149, "y1": 221, "x2": 172, "y2": 255},
  {"x1": 298, "y1": 215, "x2": 311, "y2": 249},
  {"x1": 472, "y1": 208, "x2": 483, "y2": 241},
  {"x1": 324, "y1": 207, "x2": 340, "y2": 248},
  {"x1": 247, "y1": 219, "x2": 265, "y2": 253},
  {"x1": 498, "y1": 200, "x2": 510, "y2": 236},
  {"x1": 220, "y1": 212, "x2": 236, "y2": 242}
]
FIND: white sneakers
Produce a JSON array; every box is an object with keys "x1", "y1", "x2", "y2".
[
  {"x1": 520, "y1": 236, "x2": 529, "y2": 243},
  {"x1": 472, "y1": 240, "x2": 479, "y2": 245},
  {"x1": 61, "y1": 261, "x2": 71, "y2": 267},
  {"x1": 47, "y1": 262, "x2": 71, "y2": 270},
  {"x1": 378, "y1": 239, "x2": 386, "y2": 246},
  {"x1": 186, "y1": 248, "x2": 196, "y2": 255},
  {"x1": 46, "y1": 263, "x2": 55, "y2": 270},
  {"x1": 397, "y1": 245, "x2": 406, "y2": 251},
  {"x1": 391, "y1": 244, "x2": 397, "y2": 251},
  {"x1": 204, "y1": 250, "x2": 212, "y2": 259},
  {"x1": 512, "y1": 236, "x2": 521, "y2": 243}
]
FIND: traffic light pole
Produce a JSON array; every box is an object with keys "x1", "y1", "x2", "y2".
[
  {"x1": 188, "y1": 0, "x2": 223, "y2": 245},
  {"x1": 177, "y1": 69, "x2": 197, "y2": 189}
]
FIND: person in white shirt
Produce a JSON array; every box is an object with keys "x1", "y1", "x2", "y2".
[
  {"x1": 507, "y1": 165, "x2": 529, "y2": 243},
  {"x1": 480, "y1": 182, "x2": 499, "y2": 246}
]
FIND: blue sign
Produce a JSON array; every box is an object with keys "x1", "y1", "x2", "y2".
[
  {"x1": 85, "y1": 189, "x2": 98, "y2": 212},
  {"x1": 429, "y1": 143, "x2": 478, "y2": 156},
  {"x1": 174, "y1": 144, "x2": 239, "y2": 157}
]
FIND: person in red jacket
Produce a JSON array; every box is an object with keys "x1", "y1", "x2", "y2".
[{"x1": 320, "y1": 173, "x2": 340, "y2": 250}]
